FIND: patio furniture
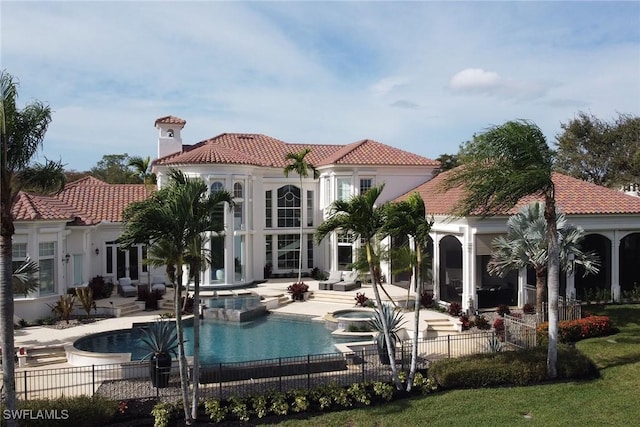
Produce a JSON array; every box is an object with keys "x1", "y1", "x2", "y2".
[
  {"x1": 117, "y1": 277, "x2": 137, "y2": 297},
  {"x1": 333, "y1": 271, "x2": 361, "y2": 292},
  {"x1": 318, "y1": 271, "x2": 343, "y2": 290},
  {"x1": 151, "y1": 275, "x2": 167, "y2": 295}
]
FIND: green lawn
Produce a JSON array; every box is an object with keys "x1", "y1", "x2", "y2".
[{"x1": 265, "y1": 304, "x2": 640, "y2": 427}]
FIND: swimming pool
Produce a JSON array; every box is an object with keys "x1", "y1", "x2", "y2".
[{"x1": 73, "y1": 315, "x2": 342, "y2": 364}]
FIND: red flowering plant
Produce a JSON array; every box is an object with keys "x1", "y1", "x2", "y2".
[
  {"x1": 354, "y1": 292, "x2": 369, "y2": 307},
  {"x1": 537, "y1": 315, "x2": 613, "y2": 344},
  {"x1": 117, "y1": 400, "x2": 128, "y2": 415},
  {"x1": 287, "y1": 282, "x2": 309, "y2": 301}
]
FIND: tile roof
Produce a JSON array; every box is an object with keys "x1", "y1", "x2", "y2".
[
  {"x1": 155, "y1": 133, "x2": 438, "y2": 168},
  {"x1": 12, "y1": 177, "x2": 151, "y2": 225},
  {"x1": 154, "y1": 115, "x2": 186, "y2": 126},
  {"x1": 398, "y1": 171, "x2": 640, "y2": 216}
]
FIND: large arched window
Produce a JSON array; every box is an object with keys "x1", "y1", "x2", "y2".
[
  {"x1": 233, "y1": 182, "x2": 244, "y2": 230},
  {"x1": 277, "y1": 185, "x2": 300, "y2": 228}
]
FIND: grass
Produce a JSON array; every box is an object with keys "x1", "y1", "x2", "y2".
[{"x1": 263, "y1": 304, "x2": 640, "y2": 427}]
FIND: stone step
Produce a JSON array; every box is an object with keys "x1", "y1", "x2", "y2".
[{"x1": 24, "y1": 346, "x2": 67, "y2": 367}]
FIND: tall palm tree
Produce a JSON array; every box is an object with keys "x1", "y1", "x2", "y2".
[
  {"x1": 119, "y1": 169, "x2": 231, "y2": 423},
  {"x1": 1, "y1": 70, "x2": 66, "y2": 422},
  {"x1": 128, "y1": 155, "x2": 155, "y2": 287},
  {"x1": 315, "y1": 184, "x2": 403, "y2": 389},
  {"x1": 382, "y1": 193, "x2": 433, "y2": 391},
  {"x1": 443, "y1": 120, "x2": 561, "y2": 378},
  {"x1": 283, "y1": 148, "x2": 319, "y2": 284},
  {"x1": 488, "y1": 202, "x2": 600, "y2": 314}
]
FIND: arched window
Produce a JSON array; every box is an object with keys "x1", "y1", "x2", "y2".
[
  {"x1": 167, "y1": 129, "x2": 174, "y2": 137},
  {"x1": 211, "y1": 181, "x2": 224, "y2": 193},
  {"x1": 277, "y1": 185, "x2": 300, "y2": 228},
  {"x1": 233, "y1": 182, "x2": 243, "y2": 198}
]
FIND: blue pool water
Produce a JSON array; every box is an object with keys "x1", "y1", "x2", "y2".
[{"x1": 74, "y1": 315, "x2": 340, "y2": 364}]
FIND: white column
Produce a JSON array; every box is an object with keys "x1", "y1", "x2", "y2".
[{"x1": 612, "y1": 231, "x2": 620, "y2": 301}]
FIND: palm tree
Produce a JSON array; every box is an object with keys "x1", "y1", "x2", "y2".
[
  {"x1": 128, "y1": 155, "x2": 155, "y2": 287},
  {"x1": 283, "y1": 148, "x2": 319, "y2": 284},
  {"x1": 443, "y1": 120, "x2": 561, "y2": 378},
  {"x1": 128, "y1": 155, "x2": 155, "y2": 191},
  {"x1": 315, "y1": 184, "x2": 403, "y2": 389},
  {"x1": 488, "y1": 202, "x2": 600, "y2": 314},
  {"x1": 12, "y1": 257, "x2": 39, "y2": 297},
  {"x1": 382, "y1": 193, "x2": 433, "y2": 391},
  {"x1": 1, "y1": 70, "x2": 66, "y2": 422},
  {"x1": 119, "y1": 169, "x2": 231, "y2": 423}
]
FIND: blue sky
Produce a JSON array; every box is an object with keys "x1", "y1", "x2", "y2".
[{"x1": 2, "y1": 1, "x2": 639, "y2": 171}]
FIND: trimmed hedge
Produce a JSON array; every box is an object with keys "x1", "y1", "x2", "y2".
[
  {"x1": 537, "y1": 315, "x2": 613, "y2": 344},
  {"x1": 428, "y1": 345, "x2": 598, "y2": 389}
]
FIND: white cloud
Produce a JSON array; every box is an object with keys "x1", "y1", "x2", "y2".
[{"x1": 450, "y1": 68, "x2": 502, "y2": 92}]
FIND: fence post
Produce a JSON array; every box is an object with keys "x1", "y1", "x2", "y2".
[
  {"x1": 23, "y1": 370, "x2": 28, "y2": 401},
  {"x1": 307, "y1": 355, "x2": 311, "y2": 390},
  {"x1": 278, "y1": 358, "x2": 282, "y2": 392},
  {"x1": 447, "y1": 335, "x2": 451, "y2": 358},
  {"x1": 361, "y1": 349, "x2": 365, "y2": 383},
  {"x1": 218, "y1": 363, "x2": 223, "y2": 400},
  {"x1": 92, "y1": 365, "x2": 96, "y2": 396}
]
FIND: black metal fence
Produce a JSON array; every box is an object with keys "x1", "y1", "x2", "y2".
[{"x1": 12, "y1": 331, "x2": 497, "y2": 403}]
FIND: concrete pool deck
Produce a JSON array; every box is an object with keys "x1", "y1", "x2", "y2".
[{"x1": 12, "y1": 278, "x2": 457, "y2": 370}]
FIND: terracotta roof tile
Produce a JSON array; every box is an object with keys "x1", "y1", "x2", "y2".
[
  {"x1": 12, "y1": 193, "x2": 75, "y2": 221},
  {"x1": 318, "y1": 139, "x2": 439, "y2": 166},
  {"x1": 13, "y1": 181, "x2": 151, "y2": 225},
  {"x1": 154, "y1": 115, "x2": 186, "y2": 126},
  {"x1": 156, "y1": 133, "x2": 437, "y2": 168},
  {"x1": 399, "y1": 170, "x2": 640, "y2": 216}
]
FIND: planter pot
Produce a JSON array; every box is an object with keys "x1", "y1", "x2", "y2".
[
  {"x1": 216, "y1": 269, "x2": 224, "y2": 281},
  {"x1": 149, "y1": 352, "x2": 172, "y2": 388},
  {"x1": 377, "y1": 343, "x2": 392, "y2": 365}
]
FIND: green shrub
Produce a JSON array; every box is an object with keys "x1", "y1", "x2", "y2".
[
  {"x1": 251, "y1": 394, "x2": 268, "y2": 419},
  {"x1": 150, "y1": 401, "x2": 176, "y2": 427},
  {"x1": 1, "y1": 396, "x2": 116, "y2": 427},
  {"x1": 429, "y1": 345, "x2": 597, "y2": 389},
  {"x1": 289, "y1": 389, "x2": 310, "y2": 413},
  {"x1": 372, "y1": 381, "x2": 394, "y2": 401},
  {"x1": 347, "y1": 382, "x2": 371, "y2": 406},
  {"x1": 228, "y1": 396, "x2": 250, "y2": 421},
  {"x1": 204, "y1": 399, "x2": 227, "y2": 423},
  {"x1": 269, "y1": 391, "x2": 289, "y2": 416}
]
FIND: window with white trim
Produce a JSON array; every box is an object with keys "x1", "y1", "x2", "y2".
[
  {"x1": 38, "y1": 242, "x2": 55, "y2": 294},
  {"x1": 337, "y1": 178, "x2": 351, "y2": 201},
  {"x1": 359, "y1": 178, "x2": 373, "y2": 195}
]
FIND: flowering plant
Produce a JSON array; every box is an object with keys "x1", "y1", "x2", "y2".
[{"x1": 287, "y1": 282, "x2": 309, "y2": 301}]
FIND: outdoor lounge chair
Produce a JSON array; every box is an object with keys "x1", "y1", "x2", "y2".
[
  {"x1": 318, "y1": 271, "x2": 343, "y2": 290},
  {"x1": 117, "y1": 277, "x2": 137, "y2": 297},
  {"x1": 151, "y1": 275, "x2": 167, "y2": 295},
  {"x1": 333, "y1": 271, "x2": 361, "y2": 292}
]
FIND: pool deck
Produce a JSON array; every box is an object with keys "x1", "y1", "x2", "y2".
[{"x1": 12, "y1": 278, "x2": 456, "y2": 370}]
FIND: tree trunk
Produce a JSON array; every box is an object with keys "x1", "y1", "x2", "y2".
[
  {"x1": 544, "y1": 196, "x2": 559, "y2": 379},
  {"x1": 191, "y1": 261, "x2": 201, "y2": 421},
  {"x1": 535, "y1": 268, "x2": 547, "y2": 315},
  {"x1": 174, "y1": 263, "x2": 193, "y2": 424},
  {"x1": 367, "y1": 243, "x2": 402, "y2": 390},
  {"x1": 297, "y1": 177, "x2": 303, "y2": 284},
  {"x1": 0, "y1": 230, "x2": 18, "y2": 427},
  {"x1": 406, "y1": 242, "x2": 422, "y2": 392}
]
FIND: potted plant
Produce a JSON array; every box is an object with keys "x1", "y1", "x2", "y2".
[
  {"x1": 138, "y1": 320, "x2": 179, "y2": 388},
  {"x1": 287, "y1": 282, "x2": 309, "y2": 301},
  {"x1": 368, "y1": 303, "x2": 405, "y2": 365}
]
